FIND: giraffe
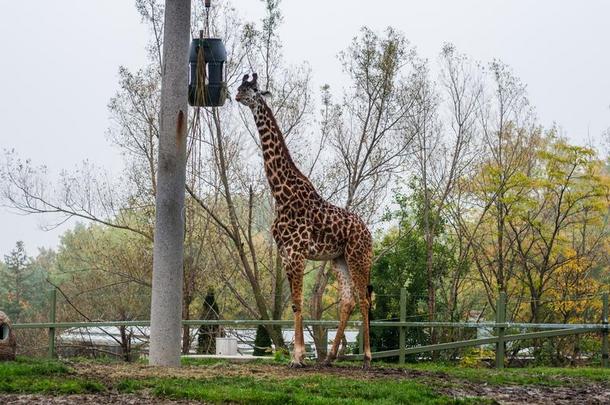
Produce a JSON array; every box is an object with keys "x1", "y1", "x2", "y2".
[{"x1": 235, "y1": 73, "x2": 373, "y2": 368}]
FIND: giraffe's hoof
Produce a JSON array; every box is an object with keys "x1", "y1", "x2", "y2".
[
  {"x1": 289, "y1": 360, "x2": 306, "y2": 368},
  {"x1": 321, "y1": 356, "x2": 335, "y2": 367},
  {"x1": 362, "y1": 359, "x2": 371, "y2": 370}
]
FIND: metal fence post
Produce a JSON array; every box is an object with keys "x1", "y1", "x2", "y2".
[
  {"x1": 602, "y1": 292, "x2": 608, "y2": 368},
  {"x1": 399, "y1": 287, "x2": 406, "y2": 364},
  {"x1": 495, "y1": 291, "x2": 506, "y2": 369},
  {"x1": 48, "y1": 288, "x2": 57, "y2": 358}
]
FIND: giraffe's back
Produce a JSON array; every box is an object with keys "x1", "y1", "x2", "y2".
[{"x1": 305, "y1": 201, "x2": 371, "y2": 262}]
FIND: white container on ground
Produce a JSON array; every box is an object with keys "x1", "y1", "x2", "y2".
[{"x1": 216, "y1": 337, "x2": 238, "y2": 356}]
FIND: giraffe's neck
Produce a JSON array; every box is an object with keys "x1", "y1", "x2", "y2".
[{"x1": 251, "y1": 100, "x2": 316, "y2": 204}]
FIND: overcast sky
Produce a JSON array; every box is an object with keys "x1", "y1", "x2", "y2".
[{"x1": 1, "y1": 0, "x2": 609, "y2": 257}]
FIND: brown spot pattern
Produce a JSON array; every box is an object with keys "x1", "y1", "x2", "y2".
[{"x1": 236, "y1": 75, "x2": 374, "y2": 368}]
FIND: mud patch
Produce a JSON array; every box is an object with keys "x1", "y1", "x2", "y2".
[
  {"x1": 442, "y1": 383, "x2": 610, "y2": 405},
  {"x1": 70, "y1": 361, "x2": 446, "y2": 384},
  {"x1": 0, "y1": 393, "x2": 201, "y2": 404}
]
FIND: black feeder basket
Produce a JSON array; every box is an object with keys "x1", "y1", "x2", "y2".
[{"x1": 188, "y1": 37, "x2": 227, "y2": 107}]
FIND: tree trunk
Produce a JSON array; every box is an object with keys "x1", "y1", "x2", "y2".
[
  {"x1": 422, "y1": 178, "x2": 437, "y2": 349},
  {"x1": 149, "y1": 0, "x2": 190, "y2": 367},
  {"x1": 496, "y1": 198, "x2": 505, "y2": 294},
  {"x1": 269, "y1": 254, "x2": 287, "y2": 349},
  {"x1": 119, "y1": 325, "x2": 132, "y2": 362},
  {"x1": 310, "y1": 262, "x2": 330, "y2": 361},
  {"x1": 181, "y1": 300, "x2": 191, "y2": 354},
  {"x1": 425, "y1": 230, "x2": 437, "y2": 353},
  {"x1": 182, "y1": 258, "x2": 195, "y2": 354},
  {"x1": 210, "y1": 109, "x2": 281, "y2": 347}
]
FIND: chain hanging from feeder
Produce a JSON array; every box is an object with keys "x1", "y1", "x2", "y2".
[
  {"x1": 194, "y1": 29, "x2": 207, "y2": 105},
  {"x1": 188, "y1": 0, "x2": 227, "y2": 107},
  {"x1": 204, "y1": 0, "x2": 211, "y2": 38}
]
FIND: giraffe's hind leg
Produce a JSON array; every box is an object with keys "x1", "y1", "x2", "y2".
[
  {"x1": 345, "y1": 238, "x2": 373, "y2": 369},
  {"x1": 324, "y1": 257, "x2": 355, "y2": 365}
]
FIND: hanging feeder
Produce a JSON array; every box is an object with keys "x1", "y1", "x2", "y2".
[{"x1": 188, "y1": 34, "x2": 227, "y2": 107}]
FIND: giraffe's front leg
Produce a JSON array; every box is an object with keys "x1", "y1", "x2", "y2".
[{"x1": 283, "y1": 253, "x2": 307, "y2": 367}]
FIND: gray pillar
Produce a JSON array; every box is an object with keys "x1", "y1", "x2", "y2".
[{"x1": 149, "y1": 0, "x2": 191, "y2": 367}]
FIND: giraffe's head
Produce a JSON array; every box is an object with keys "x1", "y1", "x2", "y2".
[{"x1": 235, "y1": 73, "x2": 270, "y2": 108}]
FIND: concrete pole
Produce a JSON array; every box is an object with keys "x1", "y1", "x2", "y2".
[{"x1": 149, "y1": 0, "x2": 191, "y2": 367}]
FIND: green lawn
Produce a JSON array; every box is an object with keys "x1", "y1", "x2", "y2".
[
  {"x1": 0, "y1": 358, "x2": 104, "y2": 395},
  {"x1": 395, "y1": 362, "x2": 610, "y2": 386},
  {"x1": 2, "y1": 357, "x2": 609, "y2": 404},
  {"x1": 117, "y1": 375, "x2": 482, "y2": 404}
]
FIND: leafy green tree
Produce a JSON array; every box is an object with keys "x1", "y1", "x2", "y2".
[
  {"x1": 370, "y1": 228, "x2": 428, "y2": 355},
  {"x1": 367, "y1": 185, "x2": 462, "y2": 359},
  {"x1": 507, "y1": 136, "x2": 610, "y2": 323},
  {"x1": 53, "y1": 223, "x2": 152, "y2": 360},
  {"x1": 54, "y1": 223, "x2": 152, "y2": 322},
  {"x1": 0, "y1": 242, "x2": 48, "y2": 323}
]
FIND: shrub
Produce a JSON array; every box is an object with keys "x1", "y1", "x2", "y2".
[{"x1": 253, "y1": 325, "x2": 272, "y2": 356}]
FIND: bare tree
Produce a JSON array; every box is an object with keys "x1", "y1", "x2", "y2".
[
  {"x1": 1, "y1": 0, "x2": 308, "y2": 352},
  {"x1": 462, "y1": 60, "x2": 536, "y2": 310},
  {"x1": 307, "y1": 27, "x2": 416, "y2": 357},
  {"x1": 406, "y1": 44, "x2": 482, "y2": 345},
  {"x1": 185, "y1": 0, "x2": 313, "y2": 349}
]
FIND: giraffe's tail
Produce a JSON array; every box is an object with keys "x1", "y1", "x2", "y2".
[{"x1": 367, "y1": 284, "x2": 373, "y2": 325}]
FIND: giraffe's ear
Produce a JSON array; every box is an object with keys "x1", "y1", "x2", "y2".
[{"x1": 260, "y1": 90, "x2": 272, "y2": 98}]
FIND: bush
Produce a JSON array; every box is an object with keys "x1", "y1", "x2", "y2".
[
  {"x1": 197, "y1": 290, "x2": 220, "y2": 355},
  {"x1": 253, "y1": 325, "x2": 272, "y2": 356},
  {"x1": 459, "y1": 347, "x2": 494, "y2": 368}
]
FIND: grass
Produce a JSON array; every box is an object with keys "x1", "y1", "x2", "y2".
[
  {"x1": 180, "y1": 357, "x2": 231, "y2": 367},
  {"x1": 324, "y1": 359, "x2": 610, "y2": 386},
  {"x1": 116, "y1": 375, "x2": 481, "y2": 404},
  {"x1": 0, "y1": 357, "x2": 105, "y2": 395},
  {"x1": 0, "y1": 357, "x2": 69, "y2": 377},
  {"x1": 180, "y1": 356, "x2": 277, "y2": 367},
  {"x1": 392, "y1": 362, "x2": 610, "y2": 386},
  {"x1": 0, "y1": 357, "x2": 481, "y2": 404},
  {"x1": 1, "y1": 357, "x2": 609, "y2": 403}
]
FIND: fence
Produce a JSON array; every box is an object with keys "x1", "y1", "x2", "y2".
[{"x1": 12, "y1": 289, "x2": 610, "y2": 368}]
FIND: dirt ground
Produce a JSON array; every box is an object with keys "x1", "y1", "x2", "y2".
[
  {"x1": 3, "y1": 361, "x2": 610, "y2": 404},
  {"x1": 0, "y1": 393, "x2": 201, "y2": 404}
]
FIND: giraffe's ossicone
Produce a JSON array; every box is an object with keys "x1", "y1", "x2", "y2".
[{"x1": 236, "y1": 73, "x2": 373, "y2": 369}]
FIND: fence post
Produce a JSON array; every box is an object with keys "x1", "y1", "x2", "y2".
[
  {"x1": 495, "y1": 291, "x2": 506, "y2": 369},
  {"x1": 399, "y1": 287, "x2": 406, "y2": 365},
  {"x1": 602, "y1": 292, "x2": 608, "y2": 368},
  {"x1": 359, "y1": 322, "x2": 364, "y2": 355},
  {"x1": 323, "y1": 328, "x2": 329, "y2": 360},
  {"x1": 48, "y1": 287, "x2": 57, "y2": 358}
]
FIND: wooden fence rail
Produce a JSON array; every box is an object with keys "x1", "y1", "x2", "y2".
[{"x1": 12, "y1": 289, "x2": 610, "y2": 368}]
